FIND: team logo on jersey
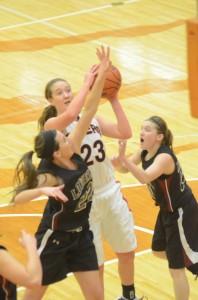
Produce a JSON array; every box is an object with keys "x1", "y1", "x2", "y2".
[{"x1": 87, "y1": 123, "x2": 101, "y2": 136}]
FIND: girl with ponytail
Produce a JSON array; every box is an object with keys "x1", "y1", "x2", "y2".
[{"x1": 112, "y1": 115, "x2": 198, "y2": 300}]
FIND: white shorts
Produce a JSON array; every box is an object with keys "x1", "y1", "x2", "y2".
[{"x1": 89, "y1": 181, "x2": 137, "y2": 266}]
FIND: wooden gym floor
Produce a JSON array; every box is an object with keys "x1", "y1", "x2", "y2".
[{"x1": 0, "y1": 0, "x2": 198, "y2": 299}]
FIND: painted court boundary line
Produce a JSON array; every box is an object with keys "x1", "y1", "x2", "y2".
[
  {"x1": 1, "y1": 134, "x2": 198, "y2": 160},
  {"x1": 16, "y1": 248, "x2": 152, "y2": 292},
  {"x1": 0, "y1": 178, "x2": 197, "y2": 208},
  {"x1": 0, "y1": 1, "x2": 139, "y2": 31},
  {"x1": 0, "y1": 0, "x2": 186, "y2": 76}
]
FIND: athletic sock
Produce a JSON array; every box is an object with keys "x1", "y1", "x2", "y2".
[{"x1": 122, "y1": 284, "x2": 136, "y2": 300}]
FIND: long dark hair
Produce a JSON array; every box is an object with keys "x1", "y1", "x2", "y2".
[{"x1": 11, "y1": 130, "x2": 59, "y2": 202}]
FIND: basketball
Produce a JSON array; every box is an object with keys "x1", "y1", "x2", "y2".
[{"x1": 102, "y1": 65, "x2": 122, "y2": 99}]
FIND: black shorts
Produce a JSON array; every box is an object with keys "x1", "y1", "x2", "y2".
[
  {"x1": 152, "y1": 199, "x2": 198, "y2": 273},
  {"x1": 36, "y1": 228, "x2": 99, "y2": 285}
]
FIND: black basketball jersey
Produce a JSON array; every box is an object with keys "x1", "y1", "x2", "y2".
[
  {"x1": 141, "y1": 145, "x2": 193, "y2": 212},
  {"x1": 0, "y1": 246, "x2": 16, "y2": 300},
  {"x1": 37, "y1": 153, "x2": 93, "y2": 231}
]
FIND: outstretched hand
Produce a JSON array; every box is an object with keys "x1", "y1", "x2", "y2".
[
  {"x1": 111, "y1": 139, "x2": 127, "y2": 168},
  {"x1": 41, "y1": 184, "x2": 68, "y2": 202},
  {"x1": 111, "y1": 155, "x2": 122, "y2": 169},
  {"x1": 19, "y1": 230, "x2": 37, "y2": 250},
  {"x1": 118, "y1": 139, "x2": 127, "y2": 158},
  {"x1": 84, "y1": 64, "x2": 100, "y2": 89},
  {"x1": 96, "y1": 45, "x2": 112, "y2": 74}
]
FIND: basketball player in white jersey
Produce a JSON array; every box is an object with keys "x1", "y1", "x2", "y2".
[{"x1": 38, "y1": 52, "x2": 141, "y2": 300}]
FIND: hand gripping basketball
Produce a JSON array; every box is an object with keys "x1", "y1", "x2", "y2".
[{"x1": 102, "y1": 65, "x2": 122, "y2": 99}]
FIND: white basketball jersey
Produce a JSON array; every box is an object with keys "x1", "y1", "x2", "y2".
[{"x1": 66, "y1": 117, "x2": 115, "y2": 193}]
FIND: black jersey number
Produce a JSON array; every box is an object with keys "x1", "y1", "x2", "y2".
[
  {"x1": 81, "y1": 140, "x2": 105, "y2": 166},
  {"x1": 74, "y1": 182, "x2": 92, "y2": 212}
]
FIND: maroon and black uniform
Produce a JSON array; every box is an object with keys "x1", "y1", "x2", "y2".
[
  {"x1": 36, "y1": 153, "x2": 98, "y2": 285},
  {"x1": 141, "y1": 145, "x2": 198, "y2": 275}
]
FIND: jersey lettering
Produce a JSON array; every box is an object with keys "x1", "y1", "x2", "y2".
[
  {"x1": 176, "y1": 161, "x2": 185, "y2": 192},
  {"x1": 74, "y1": 181, "x2": 93, "y2": 212},
  {"x1": 87, "y1": 124, "x2": 102, "y2": 135},
  {"x1": 70, "y1": 169, "x2": 91, "y2": 200}
]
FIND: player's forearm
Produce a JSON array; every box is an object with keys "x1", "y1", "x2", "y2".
[
  {"x1": 66, "y1": 82, "x2": 91, "y2": 121},
  {"x1": 24, "y1": 249, "x2": 42, "y2": 288},
  {"x1": 115, "y1": 163, "x2": 129, "y2": 173},
  {"x1": 14, "y1": 188, "x2": 45, "y2": 205},
  {"x1": 122, "y1": 156, "x2": 148, "y2": 184},
  {"x1": 84, "y1": 72, "x2": 106, "y2": 116},
  {"x1": 111, "y1": 100, "x2": 132, "y2": 139}
]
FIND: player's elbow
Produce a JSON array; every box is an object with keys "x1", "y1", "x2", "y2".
[
  {"x1": 139, "y1": 178, "x2": 147, "y2": 184},
  {"x1": 13, "y1": 195, "x2": 24, "y2": 205},
  {"x1": 139, "y1": 177, "x2": 150, "y2": 185},
  {"x1": 13, "y1": 196, "x2": 19, "y2": 205},
  {"x1": 67, "y1": 111, "x2": 78, "y2": 123},
  {"x1": 126, "y1": 130, "x2": 132, "y2": 139},
  {"x1": 121, "y1": 129, "x2": 132, "y2": 140},
  {"x1": 25, "y1": 275, "x2": 42, "y2": 289}
]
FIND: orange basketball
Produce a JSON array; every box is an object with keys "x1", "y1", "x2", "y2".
[{"x1": 102, "y1": 65, "x2": 122, "y2": 99}]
